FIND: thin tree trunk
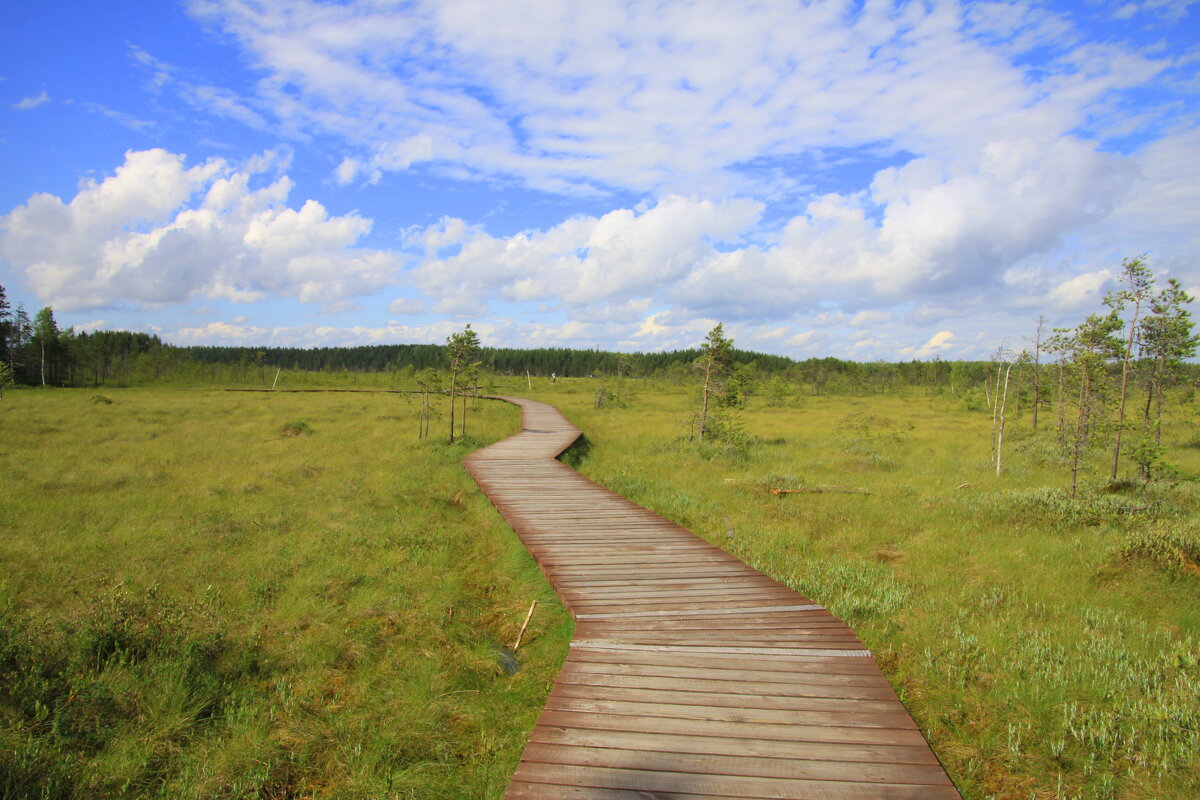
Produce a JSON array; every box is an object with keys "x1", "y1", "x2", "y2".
[
  {"x1": 1032, "y1": 323, "x2": 1042, "y2": 431},
  {"x1": 1056, "y1": 355, "x2": 1067, "y2": 445},
  {"x1": 1071, "y1": 371, "x2": 1089, "y2": 497},
  {"x1": 1111, "y1": 305, "x2": 1142, "y2": 480},
  {"x1": 1153, "y1": 354, "x2": 1166, "y2": 447},
  {"x1": 990, "y1": 364, "x2": 1002, "y2": 462},
  {"x1": 448, "y1": 367, "x2": 458, "y2": 443},
  {"x1": 997, "y1": 362, "x2": 1013, "y2": 476}
]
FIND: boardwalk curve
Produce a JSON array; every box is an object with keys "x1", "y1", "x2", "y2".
[{"x1": 464, "y1": 397, "x2": 960, "y2": 800}]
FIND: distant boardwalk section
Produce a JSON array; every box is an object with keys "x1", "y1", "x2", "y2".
[{"x1": 465, "y1": 397, "x2": 960, "y2": 800}]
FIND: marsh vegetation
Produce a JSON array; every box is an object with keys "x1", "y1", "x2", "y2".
[
  {"x1": 2, "y1": 328, "x2": 1198, "y2": 798},
  {"x1": 0, "y1": 389, "x2": 570, "y2": 799}
]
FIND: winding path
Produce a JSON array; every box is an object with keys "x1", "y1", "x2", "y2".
[{"x1": 464, "y1": 397, "x2": 960, "y2": 800}]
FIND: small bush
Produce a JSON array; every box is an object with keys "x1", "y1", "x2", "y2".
[
  {"x1": 1120, "y1": 523, "x2": 1200, "y2": 573},
  {"x1": 278, "y1": 421, "x2": 313, "y2": 437},
  {"x1": 90, "y1": 395, "x2": 113, "y2": 405},
  {"x1": 1014, "y1": 435, "x2": 1068, "y2": 466},
  {"x1": 989, "y1": 487, "x2": 1170, "y2": 529}
]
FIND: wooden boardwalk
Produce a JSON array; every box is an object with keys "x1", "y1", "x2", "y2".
[{"x1": 464, "y1": 397, "x2": 960, "y2": 800}]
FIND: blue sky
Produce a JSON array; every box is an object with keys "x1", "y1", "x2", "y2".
[{"x1": 2, "y1": 0, "x2": 1198, "y2": 359}]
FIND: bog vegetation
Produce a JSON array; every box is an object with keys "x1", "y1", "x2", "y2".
[
  {"x1": 0, "y1": 391, "x2": 570, "y2": 799},
  {"x1": 2, "y1": 258, "x2": 1198, "y2": 799}
]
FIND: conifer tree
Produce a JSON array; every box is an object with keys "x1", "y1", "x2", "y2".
[
  {"x1": 1133, "y1": 279, "x2": 1198, "y2": 478},
  {"x1": 694, "y1": 323, "x2": 733, "y2": 442},
  {"x1": 0, "y1": 284, "x2": 10, "y2": 371},
  {"x1": 1064, "y1": 312, "x2": 1123, "y2": 496},
  {"x1": 446, "y1": 324, "x2": 480, "y2": 443},
  {"x1": 1104, "y1": 256, "x2": 1155, "y2": 481}
]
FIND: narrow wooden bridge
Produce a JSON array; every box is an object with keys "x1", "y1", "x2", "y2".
[{"x1": 464, "y1": 397, "x2": 960, "y2": 800}]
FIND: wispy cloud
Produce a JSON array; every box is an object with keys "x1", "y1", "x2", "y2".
[
  {"x1": 185, "y1": 0, "x2": 1176, "y2": 198},
  {"x1": 83, "y1": 102, "x2": 155, "y2": 131},
  {"x1": 13, "y1": 91, "x2": 50, "y2": 110}
]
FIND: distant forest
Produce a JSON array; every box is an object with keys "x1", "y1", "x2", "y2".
[
  {"x1": 1, "y1": 305, "x2": 1015, "y2": 394},
  {"x1": 4, "y1": 282, "x2": 1196, "y2": 397}
]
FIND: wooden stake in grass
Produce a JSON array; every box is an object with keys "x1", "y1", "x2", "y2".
[
  {"x1": 271, "y1": 367, "x2": 281, "y2": 390},
  {"x1": 511, "y1": 601, "x2": 538, "y2": 651}
]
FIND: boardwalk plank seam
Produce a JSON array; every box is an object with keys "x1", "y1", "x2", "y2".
[{"x1": 463, "y1": 396, "x2": 959, "y2": 800}]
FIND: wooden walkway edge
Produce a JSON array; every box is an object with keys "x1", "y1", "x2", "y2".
[{"x1": 464, "y1": 397, "x2": 960, "y2": 800}]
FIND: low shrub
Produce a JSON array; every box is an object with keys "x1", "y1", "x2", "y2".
[
  {"x1": 986, "y1": 487, "x2": 1171, "y2": 529},
  {"x1": 278, "y1": 421, "x2": 313, "y2": 437},
  {"x1": 1120, "y1": 522, "x2": 1200, "y2": 573}
]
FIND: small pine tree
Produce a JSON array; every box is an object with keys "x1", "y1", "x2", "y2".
[
  {"x1": 694, "y1": 323, "x2": 733, "y2": 442},
  {"x1": 446, "y1": 325, "x2": 481, "y2": 443},
  {"x1": 1104, "y1": 255, "x2": 1156, "y2": 481}
]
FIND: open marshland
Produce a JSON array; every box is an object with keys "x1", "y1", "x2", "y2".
[
  {"x1": 2, "y1": 381, "x2": 1198, "y2": 799},
  {"x1": 0, "y1": 388, "x2": 570, "y2": 799}
]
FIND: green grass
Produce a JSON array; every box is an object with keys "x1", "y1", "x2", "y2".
[
  {"x1": 0, "y1": 387, "x2": 569, "y2": 799},
  {"x1": 521, "y1": 379, "x2": 1200, "y2": 800},
  {"x1": 5, "y1": 378, "x2": 1198, "y2": 799}
]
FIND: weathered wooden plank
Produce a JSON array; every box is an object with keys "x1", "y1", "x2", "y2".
[
  {"x1": 553, "y1": 671, "x2": 898, "y2": 701},
  {"x1": 547, "y1": 684, "x2": 904, "y2": 715},
  {"x1": 563, "y1": 647, "x2": 887, "y2": 676},
  {"x1": 527, "y1": 725, "x2": 940, "y2": 765},
  {"x1": 508, "y1": 763, "x2": 961, "y2": 800},
  {"x1": 541, "y1": 696, "x2": 918, "y2": 729},
  {"x1": 531, "y1": 709, "x2": 934, "y2": 748},
  {"x1": 517, "y1": 742, "x2": 955, "y2": 785},
  {"x1": 557, "y1": 659, "x2": 892, "y2": 687}
]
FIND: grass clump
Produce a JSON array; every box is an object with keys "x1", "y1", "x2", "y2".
[
  {"x1": 782, "y1": 559, "x2": 908, "y2": 626},
  {"x1": 278, "y1": 421, "x2": 313, "y2": 437},
  {"x1": 985, "y1": 486, "x2": 1172, "y2": 529},
  {"x1": 1120, "y1": 522, "x2": 1200, "y2": 573}
]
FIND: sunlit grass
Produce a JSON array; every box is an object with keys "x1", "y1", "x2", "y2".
[
  {"x1": 5, "y1": 378, "x2": 1197, "y2": 799},
  {"x1": 0, "y1": 387, "x2": 569, "y2": 799}
]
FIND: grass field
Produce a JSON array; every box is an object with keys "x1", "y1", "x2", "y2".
[
  {"x1": 3, "y1": 379, "x2": 1198, "y2": 799},
  {"x1": 526, "y1": 378, "x2": 1200, "y2": 800},
  {"x1": 0, "y1": 387, "x2": 570, "y2": 799}
]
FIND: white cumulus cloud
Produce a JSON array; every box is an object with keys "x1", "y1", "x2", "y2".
[
  {"x1": 413, "y1": 195, "x2": 763, "y2": 313},
  {"x1": 901, "y1": 330, "x2": 956, "y2": 358},
  {"x1": 0, "y1": 149, "x2": 404, "y2": 311}
]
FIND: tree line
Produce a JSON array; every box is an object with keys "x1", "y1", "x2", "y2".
[
  {"x1": 0, "y1": 284, "x2": 1018, "y2": 394},
  {"x1": 3, "y1": 271, "x2": 1196, "y2": 423},
  {"x1": 0, "y1": 288, "x2": 191, "y2": 393}
]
